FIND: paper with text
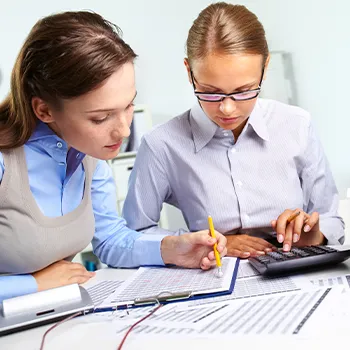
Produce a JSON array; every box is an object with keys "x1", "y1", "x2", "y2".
[{"x1": 98, "y1": 257, "x2": 237, "y2": 308}]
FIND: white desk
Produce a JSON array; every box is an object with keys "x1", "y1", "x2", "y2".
[{"x1": 1, "y1": 262, "x2": 350, "y2": 350}]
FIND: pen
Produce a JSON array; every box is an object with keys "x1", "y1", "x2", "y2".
[
  {"x1": 286, "y1": 211, "x2": 301, "y2": 225},
  {"x1": 207, "y1": 215, "x2": 223, "y2": 277}
]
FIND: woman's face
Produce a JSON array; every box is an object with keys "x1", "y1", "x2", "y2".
[
  {"x1": 185, "y1": 53, "x2": 267, "y2": 137},
  {"x1": 38, "y1": 62, "x2": 136, "y2": 160}
]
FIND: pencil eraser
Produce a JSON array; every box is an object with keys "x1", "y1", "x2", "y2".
[{"x1": 215, "y1": 268, "x2": 223, "y2": 278}]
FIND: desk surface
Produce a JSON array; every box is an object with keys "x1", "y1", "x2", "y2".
[{"x1": 1, "y1": 261, "x2": 350, "y2": 350}]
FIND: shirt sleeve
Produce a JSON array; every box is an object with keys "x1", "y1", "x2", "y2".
[
  {"x1": 123, "y1": 138, "x2": 187, "y2": 236},
  {"x1": 300, "y1": 122, "x2": 344, "y2": 245},
  {"x1": 91, "y1": 160, "x2": 168, "y2": 267},
  {"x1": 0, "y1": 275, "x2": 38, "y2": 302}
]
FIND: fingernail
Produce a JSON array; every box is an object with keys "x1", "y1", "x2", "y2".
[
  {"x1": 304, "y1": 225, "x2": 311, "y2": 232},
  {"x1": 283, "y1": 243, "x2": 290, "y2": 251},
  {"x1": 293, "y1": 234, "x2": 299, "y2": 243},
  {"x1": 265, "y1": 248, "x2": 272, "y2": 252},
  {"x1": 208, "y1": 238, "x2": 215, "y2": 244},
  {"x1": 277, "y1": 234, "x2": 284, "y2": 243},
  {"x1": 257, "y1": 251, "x2": 265, "y2": 255}
]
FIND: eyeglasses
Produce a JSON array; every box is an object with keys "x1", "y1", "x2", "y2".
[{"x1": 190, "y1": 68, "x2": 265, "y2": 102}]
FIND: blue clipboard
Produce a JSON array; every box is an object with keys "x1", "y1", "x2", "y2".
[{"x1": 94, "y1": 258, "x2": 240, "y2": 312}]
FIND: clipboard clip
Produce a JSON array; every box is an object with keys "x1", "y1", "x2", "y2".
[{"x1": 134, "y1": 290, "x2": 193, "y2": 306}]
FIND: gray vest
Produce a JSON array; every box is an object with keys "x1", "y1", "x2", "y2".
[{"x1": 0, "y1": 147, "x2": 96, "y2": 274}]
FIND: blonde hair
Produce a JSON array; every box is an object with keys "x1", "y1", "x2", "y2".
[{"x1": 186, "y1": 2, "x2": 269, "y2": 65}]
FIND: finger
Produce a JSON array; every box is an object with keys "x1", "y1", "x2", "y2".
[
  {"x1": 292, "y1": 212, "x2": 308, "y2": 243},
  {"x1": 247, "y1": 237, "x2": 275, "y2": 251},
  {"x1": 70, "y1": 266, "x2": 95, "y2": 277},
  {"x1": 233, "y1": 249, "x2": 251, "y2": 259},
  {"x1": 304, "y1": 212, "x2": 319, "y2": 232},
  {"x1": 69, "y1": 275, "x2": 93, "y2": 284},
  {"x1": 228, "y1": 248, "x2": 250, "y2": 258},
  {"x1": 271, "y1": 220, "x2": 277, "y2": 229},
  {"x1": 69, "y1": 262, "x2": 88, "y2": 270},
  {"x1": 69, "y1": 264, "x2": 95, "y2": 276},
  {"x1": 215, "y1": 231, "x2": 227, "y2": 252},
  {"x1": 193, "y1": 230, "x2": 217, "y2": 246},
  {"x1": 240, "y1": 245, "x2": 265, "y2": 256},
  {"x1": 200, "y1": 257, "x2": 212, "y2": 270},
  {"x1": 275, "y1": 209, "x2": 295, "y2": 243},
  {"x1": 283, "y1": 221, "x2": 294, "y2": 251}
]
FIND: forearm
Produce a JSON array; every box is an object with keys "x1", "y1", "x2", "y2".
[{"x1": 93, "y1": 225, "x2": 170, "y2": 268}]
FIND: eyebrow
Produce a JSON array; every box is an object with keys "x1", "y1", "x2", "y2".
[
  {"x1": 85, "y1": 91, "x2": 137, "y2": 113},
  {"x1": 197, "y1": 80, "x2": 257, "y2": 92}
]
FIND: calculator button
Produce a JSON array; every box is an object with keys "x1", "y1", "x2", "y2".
[
  {"x1": 303, "y1": 246, "x2": 326, "y2": 255},
  {"x1": 291, "y1": 248, "x2": 310, "y2": 257},
  {"x1": 317, "y1": 246, "x2": 337, "y2": 253}
]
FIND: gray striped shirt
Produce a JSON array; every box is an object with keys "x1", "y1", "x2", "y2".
[{"x1": 123, "y1": 99, "x2": 344, "y2": 245}]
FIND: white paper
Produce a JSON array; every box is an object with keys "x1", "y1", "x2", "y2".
[
  {"x1": 181, "y1": 273, "x2": 311, "y2": 307},
  {"x1": 309, "y1": 275, "x2": 350, "y2": 288},
  {"x1": 86, "y1": 280, "x2": 124, "y2": 306},
  {"x1": 111, "y1": 288, "x2": 339, "y2": 338},
  {"x1": 236, "y1": 260, "x2": 260, "y2": 278},
  {"x1": 99, "y1": 258, "x2": 237, "y2": 308}
]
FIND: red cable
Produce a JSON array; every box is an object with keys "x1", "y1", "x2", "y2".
[
  {"x1": 40, "y1": 311, "x2": 83, "y2": 350},
  {"x1": 117, "y1": 304, "x2": 163, "y2": 350}
]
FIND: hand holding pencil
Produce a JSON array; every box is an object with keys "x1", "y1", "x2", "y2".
[{"x1": 271, "y1": 208, "x2": 325, "y2": 252}]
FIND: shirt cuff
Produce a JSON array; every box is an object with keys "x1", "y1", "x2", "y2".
[
  {"x1": 0, "y1": 274, "x2": 38, "y2": 302},
  {"x1": 134, "y1": 234, "x2": 169, "y2": 266},
  {"x1": 320, "y1": 218, "x2": 345, "y2": 245}
]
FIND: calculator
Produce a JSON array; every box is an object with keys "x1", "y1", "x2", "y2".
[{"x1": 248, "y1": 245, "x2": 350, "y2": 276}]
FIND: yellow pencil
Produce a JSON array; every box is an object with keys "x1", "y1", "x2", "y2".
[
  {"x1": 208, "y1": 215, "x2": 223, "y2": 277},
  {"x1": 286, "y1": 211, "x2": 301, "y2": 225}
]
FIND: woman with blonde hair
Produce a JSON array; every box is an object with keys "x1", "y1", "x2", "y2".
[{"x1": 124, "y1": 2, "x2": 344, "y2": 257}]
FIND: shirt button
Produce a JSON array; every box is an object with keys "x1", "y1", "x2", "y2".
[
  {"x1": 231, "y1": 148, "x2": 236, "y2": 153},
  {"x1": 76, "y1": 153, "x2": 80, "y2": 158},
  {"x1": 59, "y1": 162, "x2": 65, "y2": 166},
  {"x1": 236, "y1": 180, "x2": 243, "y2": 187},
  {"x1": 223, "y1": 132, "x2": 229, "y2": 137},
  {"x1": 56, "y1": 142, "x2": 63, "y2": 148}
]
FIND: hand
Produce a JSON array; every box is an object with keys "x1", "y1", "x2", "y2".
[
  {"x1": 271, "y1": 209, "x2": 326, "y2": 252},
  {"x1": 226, "y1": 234, "x2": 276, "y2": 258},
  {"x1": 32, "y1": 260, "x2": 95, "y2": 292},
  {"x1": 161, "y1": 230, "x2": 227, "y2": 270}
]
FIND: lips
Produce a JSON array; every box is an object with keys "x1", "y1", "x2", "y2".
[
  {"x1": 105, "y1": 140, "x2": 123, "y2": 150},
  {"x1": 218, "y1": 116, "x2": 240, "y2": 124}
]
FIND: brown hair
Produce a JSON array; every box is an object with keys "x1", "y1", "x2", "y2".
[
  {"x1": 186, "y1": 2, "x2": 269, "y2": 65},
  {"x1": 0, "y1": 11, "x2": 137, "y2": 149}
]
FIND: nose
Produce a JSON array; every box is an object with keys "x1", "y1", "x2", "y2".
[
  {"x1": 219, "y1": 97, "x2": 237, "y2": 116},
  {"x1": 112, "y1": 114, "x2": 131, "y2": 139}
]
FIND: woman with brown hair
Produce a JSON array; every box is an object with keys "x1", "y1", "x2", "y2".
[
  {"x1": 0, "y1": 11, "x2": 227, "y2": 302},
  {"x1": 124, "y1": 2, "x2": 344, "y2": 257}
]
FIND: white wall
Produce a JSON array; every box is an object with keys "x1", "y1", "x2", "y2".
[{"x1": 1, "y1": 0, "x2": 349, "y2": 197}]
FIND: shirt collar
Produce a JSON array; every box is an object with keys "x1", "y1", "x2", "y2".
[
  {"x1": 247, "y1": 99, "x2": 270, "y2": 142},
  {"x1": 29, "y1": 120, "x2": 60, "y2": 142},
  {"x1": 27, "y1": 120, "x2": 86, "y2": 167},
  {"x1": 190, "y1": 99, "x2": 269, "y2": 152},
  {"x1": 190, "y1": 103, "x2": 219, "y2": 153}
]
